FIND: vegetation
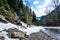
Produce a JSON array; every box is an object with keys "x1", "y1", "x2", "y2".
[
  {"x1": 0, "y1": 0, "x2": 36, "y2": 26},
  {"x1": 32, "y1": 11, "x2": 37, "y2": 25}
]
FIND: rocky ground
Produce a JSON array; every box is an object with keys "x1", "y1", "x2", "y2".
[
  {"x1": 0, "y1": 15, "x2": 59, "y2": 40},
  {"x1": 0, "y1": 7, "x2": 22, "y2": 26},
  {"x1": 0, "y1": 21, "x2": 60, "y2": 40},
  {"x1": 0, "y1": 27, "x2": 56, "y2": 40}
]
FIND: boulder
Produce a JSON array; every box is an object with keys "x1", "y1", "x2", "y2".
[
  {"x1": 10, "y1": 32, "x2": 27, "y2": 38},
  {"x1": 0, "y1": 36, "x2": 5, "y2": 40},
  {"x1": 6, "y1": 28, "x2": 28, "y2": 38},
  {"x1": 0, "y1": 15, "x2": 8, "y2": 23},
  {"x1": 23, "y1": 30, "x2": 55, "y2": 40}
]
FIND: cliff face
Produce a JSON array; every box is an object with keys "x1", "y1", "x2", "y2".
[{"x1": 42, "y1": 5, "x2": 60, "y2": 26}]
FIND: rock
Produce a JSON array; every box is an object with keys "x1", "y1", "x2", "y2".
[
  {"x1": 0, "y1": 36, "x2": 5, "y2": 40},
  {"x1": 0, "y1": 18, "x2": 8, "y2": 23},
  {"x1": 42, "y1": 5, "x2": 60, "y2": 26},
  {"x1": 6, "y1": 28, "x2": 28, "y2": 39},
  {"x1": 23, "y1": 30, "x2": 55, "y2": 40},
  {"x1": 6, "y1": 28, "x2": 21, "y2": 32},
  {"x1": 0, "y1": 15, "x2": 8, "y2": 23},
  {"x1": 0, "y1": 6, "x2": 22, "y2": 26},
  {"x1": 10, "y1": 32, "x2": 27, "y2": 38},
  {"x1": 2, "y1": 29, "x2": 6, "y2": 31}
]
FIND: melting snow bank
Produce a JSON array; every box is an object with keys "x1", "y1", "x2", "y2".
[
  {"x1": 0, "y1": 22, "x2": 44, "y2": 40},
  {"x1": 43, "y1": 29, "x2": 60, "y2": 40},
  {"x1": 0, "y1": 22, "x2": 60, "y2": 40},
  {"x1": 0, "y1": 23, "x2": 18, "y2": 31},
  {"x1": 0, "y1": 31, "x2": 19, "y2": 40},
  {"x1": 0, "y1": 22, "x2": 44, "y2": 35}
]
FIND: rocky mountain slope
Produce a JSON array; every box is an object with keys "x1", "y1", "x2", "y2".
[
  {"x1": 0, "y1": 6, "x2": 22, "y2": 26},
  {"x1": 0, "y1": 0, "x2": 35, "y2": 26},
  {"x1": 43, "y1": 5, "x2": 60, "y2": 26}
]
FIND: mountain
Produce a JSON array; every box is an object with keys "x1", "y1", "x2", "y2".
[
  {"x1": 36, "y1": 16, "x2": 45, "y2": 26},
  {"x1": 42, "y1": 5, "x2": 60, "y2": 26},
  {"x1": 0, "y1": 0, "x2": 34, "y2": 26},
  {"x1": 0, "y1": 6, "x2": 22, "y2": 26}
]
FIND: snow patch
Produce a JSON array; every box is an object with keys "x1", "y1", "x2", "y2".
[{"x1": 0, "y1": 22, "x2": 44, "y2": 35}]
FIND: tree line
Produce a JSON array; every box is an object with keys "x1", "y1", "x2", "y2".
[{"x1": 0, "y1": 0, "x2": 36, "y2": 26}]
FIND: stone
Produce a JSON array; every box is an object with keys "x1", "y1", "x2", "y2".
[
  {"x1": 0, "y1": 36, "x2": 4, "y2": 40},
  {"x1": 11, "y1": 32, "x2": 27, "y2": 38},
  {"x1": 6, "y1": 28, "x2": 28, "y2": 39},
  {"x1": 0, "y1": 15, "x2": 8, "y2": 23},
  {"x1": 22, "y1": 30, "x2": 55, "y2": 40},
  {"x1": 0, "y1": 7, "x2": 22, "y2": 26}
]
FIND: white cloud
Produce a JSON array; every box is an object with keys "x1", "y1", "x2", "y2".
[
  {"x1": 31, "y1": 6, "x2": 46, "y2": 17},
  {"x1": 33, "y1": 0, "x2": 39, "y2": 5},
  {"x1": 35, "y1": 8, "x2": 47, "y2": 17},
  {"x1": 47, "y1": 7, "x2": 54, "y2": 11},
  {"x1": 31, "y1": 6, "x2": 35, "y2": 11},
  {"x1": 23, "y1": 0, "x2": 54, "y2": 17},
  {"x1": 37, "y1": 0, "x2": 52, "y2": 9},
  {"x1": 23, "y1": 2, "x2": 26, "y2": 6},
  {"x1": 31, "y1": 0, "x2": 54, "y2": 17}
]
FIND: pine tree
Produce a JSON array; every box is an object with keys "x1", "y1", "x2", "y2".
[
  {"x1": 33, "y1": 11, "x2": 36, "y2": 22},
  {"x1": 52, "y1": 0, "x2": 60, "y2": 25},
  {"x1": 0, "y1": 0, "x2": 4, "y2": 6},
  {"x1": 19, "y1": 0, "x2": 23, "y2": 8},
  {"x1": 28, "y1": 8, "x2": 33, "y2": 25},
  {"x1": 32, "y1": 11, "x2": 37, "y2": 25},
  {"x1": 4, "y1": 0, "x2": 11, "y2": 13}
]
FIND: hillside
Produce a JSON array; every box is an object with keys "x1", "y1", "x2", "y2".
[
  {"x1": 0, "y1": 0, "x2": 34, "y2": 26},
  {"x1": 42, "y1": 5, "x2": 60, "y2": 26}
]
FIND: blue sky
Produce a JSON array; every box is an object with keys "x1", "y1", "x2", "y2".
[{"x1": 23, "y1": 0, "x2": 55, "y2": 17}]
